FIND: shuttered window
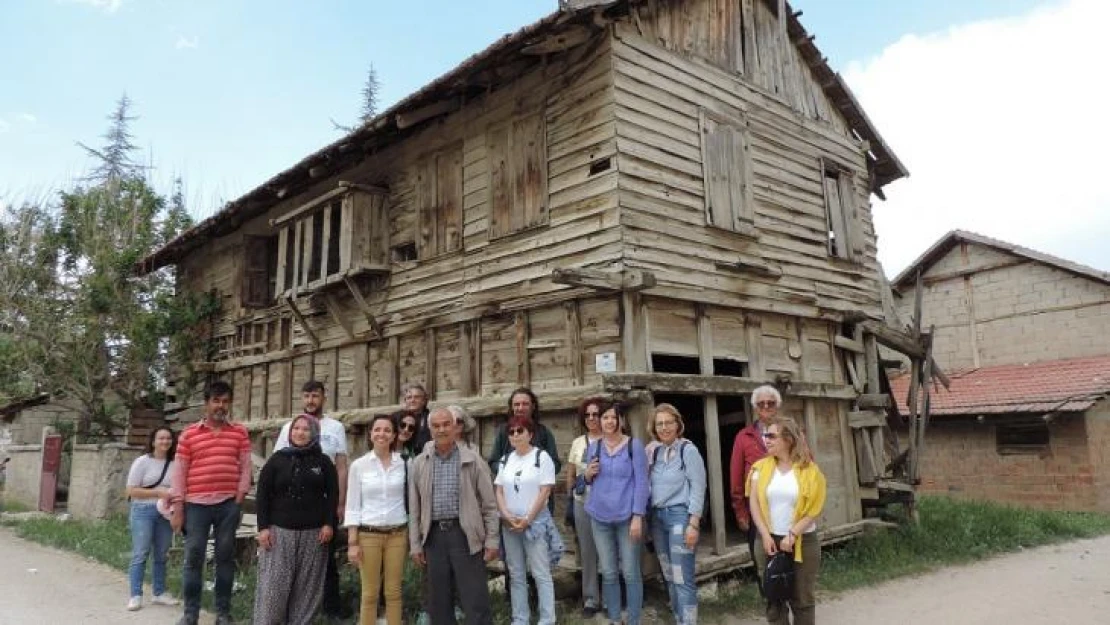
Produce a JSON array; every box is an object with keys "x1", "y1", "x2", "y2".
[
  {"x1": 821, "y1": 160, "x2": 864, "y2": 262},
  {"x1": 700, "y1": 110, "x2": 755, "y2": 236},
  {"x1": 416, "y1": 143, "x2": 463, "y2": 258},
  {"x1": 241, "y1": 235, "x2": 276, "y2": 308},
  {"x1": 488, "y1": 111, "x2": 548, "y2": 238}
]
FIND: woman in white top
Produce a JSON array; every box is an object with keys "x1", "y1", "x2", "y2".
[
  {"x1": 495, "y1": 415, "x2": 558, "y2": 625},
  {"x1": 345, "y1": 414, "x2": 408, "y2": 625},
  {"x1": 747, "y1": 416, "x2": 826, "y2": 625},
  {"x1": 125, "y1": 426, "x2": 180, "y2": 611},
  {"x1": 565, "y1": 397, "x2": 607, "y2": 617}
]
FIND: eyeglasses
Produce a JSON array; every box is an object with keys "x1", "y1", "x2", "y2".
[
  {"x1": 654, "y1": 420, "x2": 677, "y2": 428},
  {"x1": 508, "y1": 427, "x2": 528, "y2": 436},
  {"x1": 400, "y1": 422, "x2": 417, "y2": 433},
  {"x1": 756, "y1": 401, "x2": 777, "y2": 409},
  {"x1": 762, "y1": 432, "x2": 780, "y2": 440},
  {"x1": 585, "y1": 411, "x2": 600, "y2": 419}
]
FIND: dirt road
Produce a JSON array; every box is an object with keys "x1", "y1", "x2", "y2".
[
  {"x1": 0, "y1": 527, "x2": 217, "y2": 624},
  {"x1": 723, "y1": 534, "x2": 1110, "y2": 625}
]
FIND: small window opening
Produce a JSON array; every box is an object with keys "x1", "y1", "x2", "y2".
[
  {"x1": 713, "y1": 358, "x2": 747, "y2": 377},
  {"x1": 308, "y1": 211, "x2": 324, "y2": 279},
  {"x1": 327, "y1": 200, "x2": 343, "y2": 275},
  {"x1": 588, "y1": 157, "x2": 612, "y2": 176},
  {"x1": 651, "y1": 354, "x2": 702, "y2": 374},
  {"x1": 996, "y1": 422, "x2": 1050, "y2": 455},
  {"x1": 391, "y1": 242, "x2": 418, "y2": 263}
]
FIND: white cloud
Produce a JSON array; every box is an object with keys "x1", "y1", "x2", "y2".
[
  {"x1": 0, "y1": 118, "x2": 9, "y2": 134},
  {"x1": 846, "y1": 0, "x2": 1110, "y2": 275},
  {"x1": 175, "y1": 35, "x2": 199, "y2": 50},
  {"x1": 65, "y1": 0, "x2": 124, "y2": 13},
  {"x1": 17, "y1": 113, "x2": 37, "y2": 124}
]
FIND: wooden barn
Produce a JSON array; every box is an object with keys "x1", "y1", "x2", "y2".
[{"x1": 137, "y1": 0, "x2": 934, "y2": 575}]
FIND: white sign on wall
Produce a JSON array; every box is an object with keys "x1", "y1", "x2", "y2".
[{"x1": 595, "y1": 352, "x2": 617, "y2": 373}]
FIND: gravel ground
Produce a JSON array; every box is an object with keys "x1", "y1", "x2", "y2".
[{"x1": 721, "y1": 534, "x2": 1110, "y2": 625}]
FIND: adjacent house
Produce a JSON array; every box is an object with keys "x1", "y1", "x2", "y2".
[
  {"x1": 890, "y1": 230, "x2": 1110, "y2": 511},
  {"x1": 137, "y1": 0, "x2": 924, "y2": 572}
]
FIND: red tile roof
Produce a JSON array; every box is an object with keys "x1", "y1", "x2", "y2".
[{"x1": 889, "y1": 355, "x2": 1110, "y2": 417}]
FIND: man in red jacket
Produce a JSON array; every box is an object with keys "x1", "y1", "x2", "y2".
[{"x1": 728, "y1": 385, "x2": 781, "y2": 574}]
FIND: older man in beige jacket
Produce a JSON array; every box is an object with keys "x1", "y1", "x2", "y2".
[{"x1": 409, "y1": 407, "x2": 500, "y2": 625}]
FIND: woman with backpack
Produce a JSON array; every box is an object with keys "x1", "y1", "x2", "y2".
[
  {"x1": 494, "y1": 415, "x2": 560, "y2": 625},
  {"x1": 125, "y1": 426, "x2": 180, "y2": 611},
  {"x1": 747, "y1": 415, "x2": 826, "y2": 625},
  {"x1": 647, "y1": 403, "x2": 707, "y2": 625},
  {"x1": 584, "y1": 402, "x2": 650, "y2": 625},
  {"x1": 345, "y1": 413, "x2": 409, "y2": 625}
]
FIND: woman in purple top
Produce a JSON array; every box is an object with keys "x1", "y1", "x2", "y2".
[{"x1": 583, "y1": 402, "x2": 649, "y2": 625}]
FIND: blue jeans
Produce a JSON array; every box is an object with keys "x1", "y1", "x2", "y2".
[
  {"x1": 502, "y1": 525, "x2": 555, "y2": 625},
  {"x1": 651, "y1": 505, "x2": 698, "y2": 625},
  {"x1": 128, "y1": 502, "x2": 173, "y2": 597},
  {"x1": 590, "y1": 517, "x2": 642, "y2": 625},
  {"x1": 182, "y1": 499, "x2": 240, "y2": 619}
]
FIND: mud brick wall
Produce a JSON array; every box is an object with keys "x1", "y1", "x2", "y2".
[
  {"x1": 910, "y1": 414, "x2": 1105, "y2": 512},
  {"x1": 68, "y1": 443, "x2": 143, "y2": 520}
]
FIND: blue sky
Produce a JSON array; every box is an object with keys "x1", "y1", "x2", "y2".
[{"x1": 3, "y1": 0, "x2": 1101, "y2": 274}]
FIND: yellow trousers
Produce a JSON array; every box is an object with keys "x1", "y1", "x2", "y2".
[{"x1": 356, "y1": 528, "x2": 408, "y2": 625}]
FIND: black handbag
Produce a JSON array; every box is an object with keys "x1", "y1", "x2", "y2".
[
  {"x1": 763, "y1": 551, "x2": 796, "y2": 603},
  {"x1": 564, "y1": 492, "x2": 576, "y2": 529}
]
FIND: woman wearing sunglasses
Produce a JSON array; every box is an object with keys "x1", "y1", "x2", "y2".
[
  {"x1": 344, "y1": 414, "x2": 408, "y2": 625},
  {"x1": 729, "y1": 385, "x2": 780, "y2": 566},
  {"x1": 584, "y1": 402, "x2": 649, "y2": 625},
  {"x1": 394, "y1": 410, "x2": 420, "y2": 460},
  {"x1": 494, "y1": 415, "x2": 559, "y2": 625},
  {"x1": 746, "y1": 416, "x2": 826, "y2": 625},
  {"x1": 565, "y1": 397, "x2": 608, "y2": 617}
]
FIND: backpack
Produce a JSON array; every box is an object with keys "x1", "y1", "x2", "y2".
[
  {"x1": 763, "y1": 551, "x2": 796, "y2": 603},
  {"x1": 651, "y1": 441, "x2": 688, "y2": 471}
]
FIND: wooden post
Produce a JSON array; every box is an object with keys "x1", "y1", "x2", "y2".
[
  {"x1": 566, "y1": 301, "x2": 584, "y2": 386},
  {"x1": 621, "y1": 292, "x2": 649, "y2": 436},
  {"x1": 515, "y1": 312, "x2": 530, "y2": 388},
  {"x1": 353, "y1": 344, "x2": 368, "y2": 408},
  {"x1": 387, "y1": 336, "x2": 400, "y2": 403},
  {"x1": 697, "y1": 306, "x2": 728, "y2": 556},
  {"x1": 425, "y1": 328, "x2": 437, "y2": 398},
  {"x1": 460, "y1": 321, "x2": 474, "y2": 397}
]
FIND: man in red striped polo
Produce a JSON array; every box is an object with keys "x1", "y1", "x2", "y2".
[{"x1": 170, "y1": 380, "x2": 252, "y2": 625}]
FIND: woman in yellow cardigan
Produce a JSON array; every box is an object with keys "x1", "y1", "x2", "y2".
[{"x1": 746, "y1": 416, "x2": 826, "y2": 625}]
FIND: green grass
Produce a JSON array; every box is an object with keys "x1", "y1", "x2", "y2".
[{"x1": 5, "y1": 496, "x2": 1110, "y2": 624}]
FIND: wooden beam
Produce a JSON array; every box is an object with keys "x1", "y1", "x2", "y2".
[
  {"x1": 566, "y1": 301, "x2": 584, "y2": 385},
  {"x1": 386, "y1": 336, "x2": 400, "y2": 403},
  {"x1": 697, "y1": 306, "x2": 728, "y2": 556},
  {"x1": 714, "y1": 256, "x2": 783, "y2": 279},
  {"x1": 551, "y1": 267, "x2": 657, "y2": 291},
  {"x1": 602, "y1": 373, "x2": 857, "y2": 400},
  {"x1": 863, "y1": 334, "x2": 881, "y2": 395},
  {"x1": 282, "y1": 296, "x2": 319, "y2": 347},
  {"x1": 460, "y1": 321, "x2": 475, "y2": 396},
  {"x1": 848, "y1": 410, "x2": 885, "y2": 429},
  {"x1": 854, "y1": 429, "x2": 877, "y2": 485},
  {"x1": 343, "y1": 276, "x2": 383, "y2": 338},
  {"x1": 395, "y1": 98, "x2": 461, "y2": 130},
  {"x1": 856, "y1": 319, "x2": 925, "y2": 360},
  {"x1": 322, "y1": 293, "x2": 354, "y2": 340},
  {"x1": 425, "y1": 328, "x2": 437, "y2": 398},
  {"x1": 515, "y1": 312, "x2": 530, "y2": 387},
  {"x1": 833, "y1": 335, "x2": 865, "y2": 354},
  {"x1": 271, "y1": 186, "x2": 347, "y2": 227},
  {"x1": 520, "y1": 25, "x2": 593, "y2": 55},
  {"x1": 857, "y1": 394, "x2": 892, "y2": 410}
]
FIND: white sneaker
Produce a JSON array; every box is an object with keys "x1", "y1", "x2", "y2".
[
  {"x1": 150, "y1": 593, "x2": 180, "y2": 606},
  {"x1": 127, "y1": 596, "x2": 141, "y2": 611}
]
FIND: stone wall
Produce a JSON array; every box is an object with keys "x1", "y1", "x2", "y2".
[
  {"x1": 7, "y1": 403, "x2": 79, "y2": 446},
  {"x1": 68, "y1": 443, "x2": 142, "y2": 520},
  {"x1": 910, "y1": 412, "x2": 1103, "y2": 511},
  {"x1": 2, "y1": 444, "x2": 43, "y2": 510}
]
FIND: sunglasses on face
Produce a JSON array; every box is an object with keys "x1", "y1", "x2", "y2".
[
  {"x1": 400, "y1": 422, "x2": 416, "y2": 433},
  {"x1": 756, "y1": 401, "x2": 777, "y2": 409},
  {"x1": 508, "y1": 427, "x2": 528, "y2": 436}
]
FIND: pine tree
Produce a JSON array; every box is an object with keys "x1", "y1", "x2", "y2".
[{"x1": 333, "y1": 64, "x2": 382, "y2": 132}]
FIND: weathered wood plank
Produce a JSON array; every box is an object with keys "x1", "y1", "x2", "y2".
[{"x1": 603, "y1": 372, "x2": 856, "y2": 399}]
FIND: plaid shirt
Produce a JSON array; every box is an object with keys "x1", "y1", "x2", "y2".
[{"x1": 431, "y1": 445, "x2": 461, "y2": 521}]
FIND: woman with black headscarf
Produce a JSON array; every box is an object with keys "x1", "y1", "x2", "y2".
[{"x1": 253, "y1": 414, "x2": 339, "y2": 625}]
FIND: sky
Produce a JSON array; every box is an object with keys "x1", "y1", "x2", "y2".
[{"x1": 1, "y1": 0, "x2": 1105, "y2": 277}]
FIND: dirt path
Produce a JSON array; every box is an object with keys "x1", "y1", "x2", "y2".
[
  {"x1": 0, "y1": 526, "x2": 217, "y2": 624},
  {"x1": 721, "y1": 534, "x2": 1110, "y2": 625}
]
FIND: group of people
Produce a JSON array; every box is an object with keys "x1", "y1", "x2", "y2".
[{"x1": 124, "y1": 379, "x2": 826, "y2": 625}]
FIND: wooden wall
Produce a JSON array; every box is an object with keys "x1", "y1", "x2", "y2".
[
  {"x1": 610, "y1": 22, "x2": 884, "y2": 321},
  {"x1": 178, "y1": 35, "x2": 621, "y2": 381}
]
